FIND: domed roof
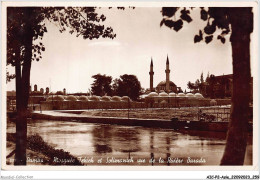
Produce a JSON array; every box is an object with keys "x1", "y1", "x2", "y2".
[
  {"x1": 177, "y1": 93, "x2": 186, "y2": 97},
  {"x1": 65, "y1": 95, "x2": 78, "y2": 101},
  {"x1": 47, "y1": 95, "x2": 64, "y2": 101},
  {"x1": 160, "y1": 100, "x2": 167, "y2": 104},
  {"x1": 159, "y1": 92, "x2": 168, "y2": 97},
  {"x1": 89, "y1": 96, "x2": 100, "y2": 101},
  {"x1": 78, "y1": 96, "x2": 89, "y2": 101},
  {"x1": 101, "y1": 96, "x2": 111, "y2": 101},
  {"x1": 169, "y1": 92, "x2": 176, "y2": 96},
  {"x1": 31, "y1": 91, "x2": 43, "y2": 95},
  {"x1": 157, "y1": 80, "x2": 176, "y2": 87},
  {"x1": 186, "y1": 93, "x2": 195, "y2": 98},
  {"x1": 210, "y1": 99, "x2": 217, "y2": 103},
  {"x1": 111, "y1": 96, "x2": 121, "y2": 101},
  {"x1": 194, "y1": 93, "x2": 204, "y2": 99},
  {"x1": 147, "y1": 92, "x2": 158, "y2": 97},
  {"x1": 121, "y1": 96, "x2": 131, "y2": 102}
]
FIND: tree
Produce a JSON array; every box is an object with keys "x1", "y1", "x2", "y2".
[
  {"x1": 114, "y1": 74, "x2": 142, "y2": 101},
  {"x1": 91, "y1": 74, "x2": 113, "y2": 96},
  {"x1": 187, "y1": 81, "x2": 195, "y2": 91},
  {"x1": 6, "y1": 71, "x2": 15, "y2": 83},
  {"x1": 161, "y1": 7, "x2": 253, "y2": 165},
  {"x1": 7, "y1": 7, "x2": 115, "y2": 165},
  {"x1": 206, "y1": 74, "x2": 216, "y2": 98},
  {"x1": 200, "y1": 72, "x2": 204, "y2": 83}
]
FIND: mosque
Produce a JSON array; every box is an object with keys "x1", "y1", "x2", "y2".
[
  {"x1": 145, "y1": 55, "x2": 206, "y2": 106},
  {"x1": 149, "y1": 55, "x2": 180, "y2": 93}
]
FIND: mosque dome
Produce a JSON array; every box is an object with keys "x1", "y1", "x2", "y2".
[
  {"x1": 121, "y1": 96, "x2": 131, "y2": 102},
  {"x1": 111, "y1": 96, "x2": 122, "y2": 101},
  {"x1": 159, "y1": 92, "x2": 168, "y2": 97},
  {"x1": 169, "y1": 92, "x2": 177, "y2": 96},
  {"x1": 194, "y1": 93, "x2": 204, "y2": 99},
  {"x1": 157, "y1": 80, "x2": 176, "y2": 87},
  {"x1": 177, "y1": 93, "x2": 186, "y2": 97},
  {"x1": 101, "y1": 96, "x2": 111, "y2": 102},
  {"x1": 47, "y1": 95, "x2": 64, "y2": 101},
  {"x1": 147, "y1": 92, "x2": 158, "y2": 97},
  {"x1": 65, "y1": 95, "x2": 78, "y2": 101},
  {"x1": 89, "y1": 96, "x2": 100, "y2": 101},
  {"x1": 186, "y1": 93, "x2": 195, "y2": 98},
  {"x1": 78, "y1": 96, "x2": 89, "y2": 101},
  {"x1": 156, "y1": 80, "x2": 177, "y2": 93}
]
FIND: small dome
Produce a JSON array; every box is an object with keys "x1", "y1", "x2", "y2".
[
  {"x1": 121, "y1": 96, "x2": 131, "y2": 102},
  {"x1": 177, "y1": 93, "x2": 186, "y2": 97},
  {"x1": 210, "y1": 99, "x2": 217, "y2": 105},
  {"x1": 160, "y1": 100, "x2": 167, "y2": 104},
  {"x1": 159, "y1": 92, "x2": 168, "y2": 97},
  {"x1": 55, "y1": 91, "x2": 64, "y2": 95},
  {"x1": 147, "y1": 92, "x2": 158, "y2": 97},
  {"x1": 194, "y1": 93, "x2": 204, "y2": 99},
  {"x1": 78, "y1": 96, "x2": 89, "y2": 101},
  {"x1": 65, "y1": 95, "x2": 77, "y2": 101},
  {"x1": 186, "y1": 93, "x2": 195, "y2": 98},
  {"x1": 31, "y1": 91, "x2": 43, "y2": 95},
  {"x1": 101, "y1": 96, "x2": 111, "y2": 102},
  {"x1": 89, "y1": 96, "x2": 100, "y2": 101},
  {"x1": 169, "y1": 92, "x2": 176, "y2": 96},
  {"x1": 47, "y1": 95, "x2": 64, "y2": 101},
  {"x1": 111, "y1": 96, "x2": 121, "y2": 101}
]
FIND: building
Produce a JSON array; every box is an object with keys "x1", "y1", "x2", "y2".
[
  {"x1": 149, "y1": 55, "x2": 179, "y2": 93},
  {"x1": 201, "y1": 74, "x2": 253, "y2": 101}
]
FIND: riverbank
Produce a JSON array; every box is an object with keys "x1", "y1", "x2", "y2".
[
  {"x1": 32, "y1": 111, "x2": 173, "y2": 129},
  {"x1": 31, "y1": 107, "x2": 231, "y2": 129},
  {"x1": 6, "y1": 133, "x2": 82, "y2": 165}
]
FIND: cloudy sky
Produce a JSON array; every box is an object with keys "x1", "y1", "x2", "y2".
[{"x1": 7, "y1": 7, "x2": 233, "y2": 93}]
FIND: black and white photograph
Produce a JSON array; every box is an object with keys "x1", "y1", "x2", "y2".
[{"x1": 1, "y1": 1, "x2": 259, "y2": 177}]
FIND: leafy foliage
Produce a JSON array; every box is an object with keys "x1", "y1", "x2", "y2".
[
  {"x1": 180, "y1": 9, "x2": 192, "y2": 23},
  {"x1": 114, "y1": 74, "x2": 142, "y2": 101},
  {"x1": 7, "y1": 7, "x2": 116, "y2": 67},
  {"x1": 91, "y1": 74, "x2": 142, "y2": 100},
  {"x1": 91, "y1": 74, "x2": 113, "y2": 96},
  {"x1": 161, "y1": 7, "x2": 232, "y2": 44},
  {"x1": 6, "y1": 71, "x2": 15, "y2": 83}
]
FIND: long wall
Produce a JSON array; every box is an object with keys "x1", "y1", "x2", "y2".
[{"x1": 36, "y1": 98, "x2": 231, "y2": 111}]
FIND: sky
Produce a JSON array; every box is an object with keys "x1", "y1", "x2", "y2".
[{"x1": 7, "y1": 7, "x2": 233, "y2": 93}]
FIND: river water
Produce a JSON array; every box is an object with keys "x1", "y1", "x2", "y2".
[{"x1": 7, "y1": 119, "x2": 252, "y2": 166}]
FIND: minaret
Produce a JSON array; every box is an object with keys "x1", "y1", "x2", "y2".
[
  {"x1": 165, "y1": 55, "x2": 170, "y2": 93},
  {"x1": 149, "y1": 58, "x2": 154, "y2": 92}
]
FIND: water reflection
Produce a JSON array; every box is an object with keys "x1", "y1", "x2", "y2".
[
  {"x1": 7, "y1": 119, "x2": 252, "y2": 165},
  {"x1": 92, "y1": 125, "x2": 113, "y2": 154}
]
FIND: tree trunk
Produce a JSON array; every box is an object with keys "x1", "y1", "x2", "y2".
[
  {"x1": 14, "y1": 8, "x2": 34, "y2": 165},
  {"x1": 220, "y1": 8, "x2": 253, "y2": 165},
  {"x1": 14, "y1": 47, "x2": 27, "y2": 165}
]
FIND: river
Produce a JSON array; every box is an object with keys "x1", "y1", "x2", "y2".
[{"x1": 7, "y1": 119, "x2": 252, "y2": 166}]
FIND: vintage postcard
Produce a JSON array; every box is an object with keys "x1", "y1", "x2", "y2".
[{"x1": 1, "y1": 1, "x2": 259, "y2": 175}]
